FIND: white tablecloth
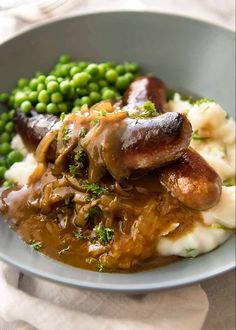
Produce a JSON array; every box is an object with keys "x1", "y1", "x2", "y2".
[{"x1": 0, "y1": 1, "x2": 235, "y2": 329}]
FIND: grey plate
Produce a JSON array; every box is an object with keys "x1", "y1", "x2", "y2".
[{"x1": 0, "y1": 11, "x2": 235, "y2": 292}]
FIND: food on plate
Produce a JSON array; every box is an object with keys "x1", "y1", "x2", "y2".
[{"x1": 0, "y1": 56, "x2": 235, "y2": 273}]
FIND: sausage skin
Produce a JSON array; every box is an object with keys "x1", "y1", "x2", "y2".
[
  {"x1": 123, "y1": 76, "x2": 166, "y2": 113},
  {"x1": 160, "y1": 148, "x2": 222, "y2": 210}
]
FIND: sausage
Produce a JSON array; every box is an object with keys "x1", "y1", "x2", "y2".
[
  {"x1": 160, "y1": 148, "x2": 222, "y2": 210},
  {"x1": 123, "y1": 76, "x2": 166, "y2": 113},
  {"x1": 123, "y1": 75, "x2": 222, "y2": 210},
  {"x1": 14, "y1": 109, "x2": 58, "y2": 161},
  {"x1": 120, "y1": 113, "x2": 192, "y2": 172}
]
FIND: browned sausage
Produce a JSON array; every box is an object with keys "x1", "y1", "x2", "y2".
[
  {"x1": 160, "y1": 148, "x2": 222, "y2": 210},
  {"x1": 14, "y1": 109, "x2": 58, "y2": 161},
  {"x1": 123, "y1": 75, "x2": 222, "y2": 210},
  {"x1": 123, "y1": 76, "x2": 166, "y2": 113}
]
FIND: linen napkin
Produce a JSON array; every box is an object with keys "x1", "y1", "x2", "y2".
[{"x1": 0, "y1": 261, "x2": 209, "y2": 330}]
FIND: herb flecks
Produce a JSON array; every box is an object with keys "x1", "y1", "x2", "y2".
[
  {"x1": 73, "y1": 230, "x2": 85, "y2": 240},
  {"x1": 185, "y1": 248, "x2": 196, "y2": 257},
  {"x1": 69, "y1": 165, "x2": 78, "y2": 177},
  {"x1": 223, "y1": 178, "x2": 236, "y2": 187},
  {"x1": 130, "y1": 101, "x2": 159, "y2": 119},
  {"x1": 194, "y1": 97, "x2": 214, "y2": 106},
  {"x1": 86, "y1": 207, "x2": 102, "y2": 222},
  {"x1": 64, "y1": 196, "x2": 71, "y2": 206},
  {"x1": 85, "y1": 257, "x2": 94, "y2": 264},
  {"x1": 28, "y1": 240, "x2": 43, "y2": 250},
  {"x1": 95, "y1": 223, "x2": 114, "y2": 245},
  {"x1": 79, "y1": 127, "x2": 87, "y2": 138},
  {"x1": 62, "y1": 125, "x2": 71, "y2": 142},
  {"x1": 82, "y1": 180, "x2": 108, "y2": 198},
  {"x1": 58, "y1": 246, "x2": 70, "y2": 255},
  {"x1": 192, "y1": 130, "x2": 210, "y2": 141}
]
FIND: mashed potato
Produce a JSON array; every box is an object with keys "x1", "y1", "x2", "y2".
[{"x1": 158, "y1": 94, "x2": 235, "y2": 258}]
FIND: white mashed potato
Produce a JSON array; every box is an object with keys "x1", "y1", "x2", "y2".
[
  {"x1": 158, "y1": 94, "x2": 235, "y2": 258},
  {"x1": 5, "y1": 135, "x2": 37, "y2": 186}
]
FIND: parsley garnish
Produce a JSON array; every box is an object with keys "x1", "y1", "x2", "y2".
[
  {"x1": 91, "y1": 117, "x2": 100, "y2": 125},
  {"x1": 60, "y1": 112, "x2": 66, "y2": 121},
  {"x1": 185, "y1": 248, "x2": 196, "y2": 257},
  {"x1": 73, "y1": 230, "x2": 84, "y2": 240},
  {"x1": 97, "y1": 259, "x2": 104, "y2": 272},
  {"x1": 95, "y1": 223, "x2": 114, "y2": 245},
  {"x1": 28, "y1": 240, "x2": 43, "y2": 250},
  {"x1": 223, "y1": 178, "x2": 236, "y2": 187},
  {"x1": 69, "y1": 164, "x2": 78, "y2": 177},
  {"x1": 62, "y1": 126, "x2": 71, "y2": 142},
  {"x1": 74, "y1": 149, "x2": 84, "y2": 162},
  {"x1": 58, "y1": 246, "x2": 70, "y2": 255},
  {"x1": 130, "y1": 101, "x2": 159, "y2": 119},
  {"x1": 79, "y1": 127, "x2": 87, "y2": 138},
  {"x1": 192, "y1": 130, "x2": 210, "y2": 141},
  {"x1": 86, "y1": 207, "x2": 102, "y2": 222},
  {"x1": 64, "y1": 196, "x2": 71, "y2": 206},
  {"x1": 194, "y1": 97, "x2": 214, "y2": 105},
  {"x1": 85, "y1": 257, "x2": 94, "y2": 264},
  {"x1": 82, "y1": 180, "x2": 108, "y2": 197}
]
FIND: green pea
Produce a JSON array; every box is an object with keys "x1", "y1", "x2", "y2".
[
  {"x1": 68, "y1": 87, "x2": 76, "y2": 100},
  {"x1": 0, "y1": 121, "x2": 5, "y2": 133},
  {"x1": 0, "y1": 166, "x2": 6, "y2": 179},
  {"x1": 76, "y1": 88, "x2": 88, "y2": 97},
  {"x1": 80, "y1": 96, "x2": 92, "y2": 106},
  {"x1": 0, "y1": 113, "x2": 9, "y2": 122},
  {"x1": 124, "y1": 62, "x2": 139, "y2": 73},
  {"x1": 37, "y1": 75, "x2": 46, "y2": 84},
  {"x1": 47, "y1": 103, "x2": 58, "y2": 114},
  {"x1": 70, "y1": 66, "x2": 81, "y2": 77},
  {"x1": 102, "y1": 89, "x2": 116, "y2": 100},
  {"x1": 58, "y1": 64, "x2": 71, "y2": 77},
  {"x1": 73, "y1": 72, "x2": 90, "y2": 88},
  {"x1": 8, "y1": 110, "x2": 15, "y2": 120},
  {"x1": 35, "y1": 71, "x2": 43, "y2": 78},
  {"x1": 17, "y1": 78, "x2": 29, "y2": 88},
  {"x1": 38, "y1": 90, "x2": 50, "y2": 103},
  {"x1": 14, "y1": 92, "x2": 27, "y2": 107},
  {"x1": 124, "y1": 72, "x2": 134, "y2": 82},
  {"x1": 115, "y1": 65, "x2": 126, "y2": 75},
  {"x1": 101, "y1": 87, "x2": 109, "y2": 94},
  {"x1": 0, "y1": 142, "x2": 11, "y2": 155},
  {"x1": 29, "y1": 78, "x2": 38, "y2": 91},
  {"x1": 20, "y1": 100, "x2": 32, "y2": 114},
  {"x1": 73, "y1": 98, "x2": 81, "y2": 106},
  {"x1": 106, "y1": 61, "x2": 116, "y2": 68},
  {"x1": 86, "y1": 64, "x2": 99, "y2": 77},
  {"x1": 0, "y1": 93, "x2": 9, "y2": 103},
  {"x1": 47, "y1": 81, "x2": 59, "y2": 93},
  {"x1": 8, "y1": 96, "x2": 15, "y2": 107},
  {"x1": 58, "y1": 102, "x2": 68, "y2": 113},
  {"x1": 45, "y1": 75, "x2": 57, "y2": 83},
  {"x1": 37, "y1": 83, "x2": 45, "y2": 93},
  {"x1": 29, "y1": 91, "x2": 38, "y2": 103},
  {"x1": 98, "y1": 63, "x2": 108, "y2": 78},
  {"x1": 51, "y1": 92, "x2": 63, "y2": 104},
  {"x1": 2, "y1": 180, "x2": 14, "y2": 188},
  {"x1": 77, "y1": 61, "x2": 88, "y2": 70},
  {"x1": 115, "y1": 76, "x2": 130, "y2": 90},
  {"x1": 0, "y1": 132, "x2": 11, "y2": 143},
  {"x1": 60, "y1": 81, "x2": 71, "y2": 94},
  {"x1": 35, "y1": 102, "x2": 46, "y2": 113},
  {"x1": 59, "y1": 54, "x2": 71, "y2": 64},
  {"x1": 90, "y1": 91, "x2": 101, "y2": 103},
  {"x1": 7, "y1": 150, "x2": 23, "y2": 165},
  {"x1": 88, "y1": 82, "x2": 99, "y2": 92},
  {"x1": 5, "y1": 122, "x2": 14, "y2": 133},
  {"x1": 0, "y1": 158, "x2": 7, "y2": 167},
  {"x1": 105, "y1": 69, "x2": 118, "y2": 83},
  {"x1": 98, "y1": 80, "x2": 108, "y2": 88},
  {"x1": 72, "y1": 106, "x2": 81, "y2": 113}
]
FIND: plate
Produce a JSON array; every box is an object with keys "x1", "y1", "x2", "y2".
[{"x1": 0, "y1": 11, "x2": 235, "y2": 292}]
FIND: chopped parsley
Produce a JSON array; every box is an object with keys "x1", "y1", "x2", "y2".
[
  {"x1": 60, "y1": 112, "x2": 66, "y2": 121},
  {"x1": 69, "y1": 164, "x2": 78, "y2": 177},
  {"x1": 95, "y1": 223, "x2": 114, "y2": 245},
  {"x1": 97, "y1": 259, "x2": 104, "y2": 272},
  {"x1": 62, "y1": 125, "x2": 71, "y2": 142},
  {"x1": 91, "y1": 117, "x2": 100, "y2": 125},
  {"x1": 185, "y1": 248, "x2": 196, "y2": 257},
  {"x1": 130, "y1": 101, "x2": 159, "y2": 119},
  {"x1": 82, "y1": 180, "x2": 108, "y2": 197},
  {"x1": 74, "y1": 148, "x2": 84, "y2": 162},
  {"x1": 73, "y1": 230, "x2": 85, "y2": 240},
  {"x1": 85, "y1": 257, "x2": 104, "y2": 272},
  {"x1": 85, "y1": 257, "x2": 94, "y2": 264},
  {"x1": 28, "y1": 240, "x2": 43, "y2": 250},
  {"x1": 86, "y1": 207, "x2": 102, "y2": 222},
  {"x1": 79, "y1": 127, "x2": 87, "y2": 138},
  {"x1": 194, "y1": 97, "x2": 214, "y2": 105},
  {"x1": 64, "y1": 196, "x2": 71, "y2": 206},
  {"x1": 192, "y1": 130, "x2": 210, "y2": 141},
  {"x1": 58, "y1": 246, "x2": 70, "y2": 255},
  {"x1": 223, "y1": 178, "x2": 236, "y2": 187},
  {"x1": 211, "y1": 223, "x2": 228, "y2": 230}
]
